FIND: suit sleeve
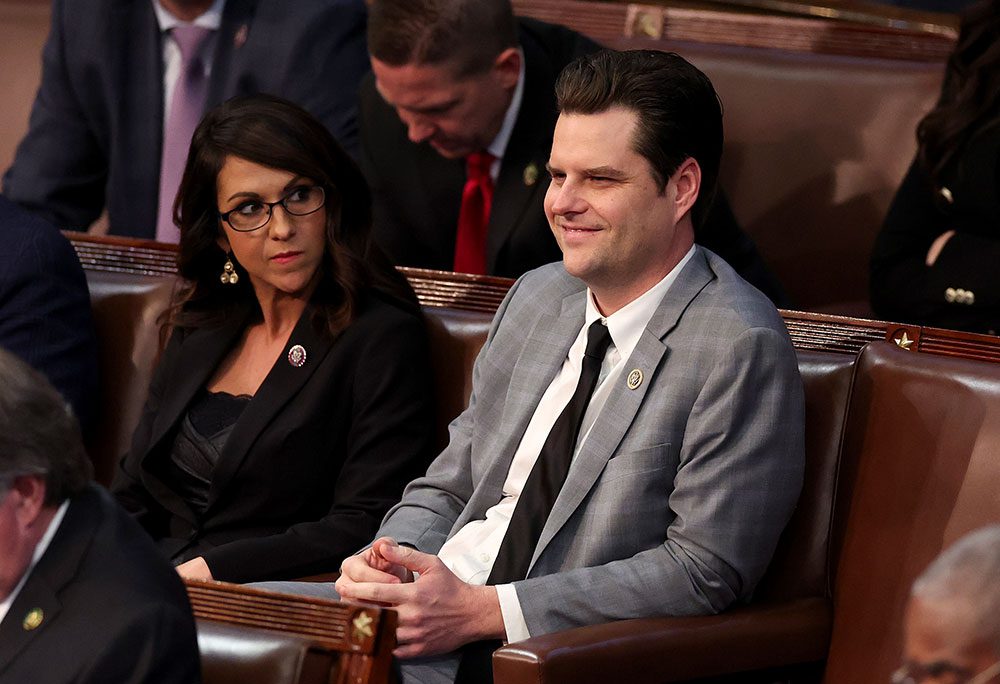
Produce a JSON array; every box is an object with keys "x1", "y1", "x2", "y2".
[
  {"x1": 376, "y1": 276, "x2": 528, "y2": 554},
  {"x1": 2, "y1": 0, "x2": 108, "y2": 230},
  {"x1": 201, "y1": 310, "x2": 438, "y2": 582},
  {"x1": 80, "y1": 603, "x2": 201, "y2": 684},
  {"x1": 870, "y1": 156, "x2": 1000, "y2": 332},
  {"x1": 509, "y1": 325, "x2": 805, "y2": 636},
  {"x1": 0, "y1": 217, "x2": 98, "y2": 431},
  {"x1": 276, "y1": 0, "x2": 368, "y2": 157}
]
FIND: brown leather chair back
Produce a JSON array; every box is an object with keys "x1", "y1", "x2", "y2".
[
  {"x1": 824, "y1": 342, "x2": 1000, "y2": 683},
  {"x1": 422, "y1": 306, "x2": 493, "y2": 450},
  {"x1": 84, "y1": 270, "x2": 175, "y2": 484},
  {"x1": 754, "y1": 350, "x2": 856, "y2": 603},
  {"x1": 197, "y1": 622, "x2": 337, "y2": 684}
]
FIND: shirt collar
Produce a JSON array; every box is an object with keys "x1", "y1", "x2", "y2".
[
  {"x1": 584, "y1": 245, "x2": 697, "y2": 360},
  {"x1": 152, "y1": 0, "x2": 226, "y2": 31},
  {"x1": 486, "y1": 49, "x2": 526, "y2": 162}
]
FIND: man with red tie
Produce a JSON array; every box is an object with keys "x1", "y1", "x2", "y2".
[{"x1": 361, "y1": 0, "x2": 788, "y2": 306}]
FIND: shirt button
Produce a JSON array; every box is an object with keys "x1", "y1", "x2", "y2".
[{"x1": 479, "y1": 553, "x2": 491, "y2": 564}]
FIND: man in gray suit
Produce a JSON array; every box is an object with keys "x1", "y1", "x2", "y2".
[{"x1": 293, "y1": 49, "x2": 804, "y2": 683}]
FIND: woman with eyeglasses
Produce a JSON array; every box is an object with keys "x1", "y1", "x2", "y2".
[{"x1": 112, "y1": 94, "x2": 436, "y2": 583}]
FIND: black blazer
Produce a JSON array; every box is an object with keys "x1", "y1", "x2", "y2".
[
  {"x1": 0, "y1": 485, "x2": 201, "y2": 684},
  {"x1": 3, "y1": 0, "x2": 369, "y2": 238},
  {"x1": 112, "y1": 291, "x2": 436, "y2": 582},
  {"x1": 361, "y1": 18, "x2": 788, "y2": 305},
  {"x1": 871, "y1": 121, "x2": 1000, "y2": 333}
]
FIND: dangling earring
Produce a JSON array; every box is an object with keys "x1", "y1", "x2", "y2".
[{"x1": 220, "y1": 254, "x2": 239, "y2": 285}]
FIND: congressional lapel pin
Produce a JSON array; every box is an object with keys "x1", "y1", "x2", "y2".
[
  {"x1": 626, "y1": 369, "x2": 643, "y2": 390},
  {"x1": 287, "y1": 344, "x2": 307, "y2": 368},
  {"x1": 523, "y1": 162, "x2": 539, "y2": 187},
  {"x1": 233, "y1": 24, "x2": 249, "y2": 49},
  {"x1": 22, "y1": 608, "x2": 43, "y2": 631}
]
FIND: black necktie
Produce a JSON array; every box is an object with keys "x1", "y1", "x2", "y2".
[{"x1": 455, "y1": 320, "x2": 613, "y2": 684}]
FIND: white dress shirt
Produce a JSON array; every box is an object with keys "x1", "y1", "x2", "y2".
[
  {"x1": 0, "y1": 500, "x2": 69, "y2": 626},
  {"x1": 437, "y1": 246, "x2": 696, "y2": 642},
  {"x1": 152, "y1": 0, "x2": 226, "y2": 118}
]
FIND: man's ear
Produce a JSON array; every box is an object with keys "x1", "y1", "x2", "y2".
[
  {"x1": 10, "y1": 475, "x2": 47, "y2": 529},
  {"x1": 492, "y1": 47, "x2": 521, "y2": 90},
  {"x1": 671, "y1": 157, "x2": 702, "y2": 224}
]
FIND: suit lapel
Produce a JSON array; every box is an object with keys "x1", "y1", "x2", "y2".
[
  {"x1": 465, "y1": 291, "x2": 587, "y2": 518},
  {"x1": 0, "y1": 490, "x2": 99, "y2": 675},
  {"x1": 139, "y1": 308, "x2": 250, "y2": 522},
  {"x1": 204, "y1": 305, "x2": 336, "y2": 512},
  {"x1": 112, "y1": 0, "x2": 164, "y2": 236},
  {"x1": 486, "y1": 36, "x2": 559, "y2": 273},
  {"x1": 529, "y1": 249, "x2": 716, "y2": 572},
  {"x1": 206, "y1": 0, "x2": 257, "y2": 107}
]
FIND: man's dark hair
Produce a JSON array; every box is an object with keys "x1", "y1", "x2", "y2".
[
  {"x1": 368, "y1": 0, "x2": 518, "y2": 76},
  {"x1": 555, "y1": 49, "x2": 723, "y2": 228},
  {"x1": 0, "y1": 347, "x2": 91, "y2": 505}
]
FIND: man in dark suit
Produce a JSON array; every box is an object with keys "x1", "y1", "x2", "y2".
[
  {"x1": 3, "y1": 0, "x2": 368, "y2": 240},
  {"x1": 0, "y1": 348, "x2": 200, "y2": 683},
  {"x1": 0, "y1": 196, "x2": 98, "y2": 434},
  {"x1": 362, "y1": 0, "x2": 788, "y2": 305}
]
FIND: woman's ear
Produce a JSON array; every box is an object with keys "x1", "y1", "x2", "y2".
[{"x1": 216, "y1": 232, "x2": 230, "y2": 254}]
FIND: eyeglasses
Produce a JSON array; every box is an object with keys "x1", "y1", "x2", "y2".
[
  {"x1": 892, "y1": 659, "x2": 1000, "y2": 684},
  {"x1": 218, "y1": 185, "x2": 326, "y2": 232}
]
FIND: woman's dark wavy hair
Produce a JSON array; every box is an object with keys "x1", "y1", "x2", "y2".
[
  {"x1": 917, "y1": 0, "x2": 1000, "y2": 186},
  {"x1": 168, "y1": 94, "x2": 417, "y2": 337}
]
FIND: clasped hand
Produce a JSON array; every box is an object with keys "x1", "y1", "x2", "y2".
[{"x1": 336, "y1": 537, "x2": 504, "y2": 658}]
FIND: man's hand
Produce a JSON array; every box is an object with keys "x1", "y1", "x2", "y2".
[
  {"x1": 176, "y1": 556, "x2": 213, "y2": 580},
  {"x1": 336, "y1": 539, "x2": 506, "y2": 658}
]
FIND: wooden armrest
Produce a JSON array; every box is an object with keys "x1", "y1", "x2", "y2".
[{"x1": 493, "y1": 597, "x2": 832, "y2": 684}]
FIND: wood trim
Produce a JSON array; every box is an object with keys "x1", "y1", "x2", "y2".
[
  {"x1": 186, "y1": 579, "x2": 397, "y2": 683},
  {"x1": 511, "y1": 0, "x2": 956, "y2": 61},
  {"x1": 66, "y1": 233, "x2": 1000, "y2": 362}
]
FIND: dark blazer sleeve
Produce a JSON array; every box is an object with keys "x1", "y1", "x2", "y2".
[
  {"x1": 2, "y1": 0, "x2": 108, "y2": 230},
  {"x1": 0, "y1": 199, "x2": 99, "y2": 432},
  {"x1": 202, "y1": 307, "x2": 436, "y2": 582},
  {"x1": 871, "y1": 155, "x2": 1000, "y2": 333},
  {"x1": 111, "y1": 328, "x2": 184, "y2": 532}
]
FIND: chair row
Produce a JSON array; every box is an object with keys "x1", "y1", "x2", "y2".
[{"x1": 71, "y1": 232, "x2": 1000, "y2": 683}]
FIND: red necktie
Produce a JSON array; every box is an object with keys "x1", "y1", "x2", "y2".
[{"x1": 453, "y1": 151, "x2": 495, "y2": 274}]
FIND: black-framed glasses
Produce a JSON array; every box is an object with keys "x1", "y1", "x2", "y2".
[
  {"x1": 218, "y1": 185, "x2": 326, "y2": 232},
  {"x1": 892, "y1": 659, "x2": 1000, "y2": 684}
]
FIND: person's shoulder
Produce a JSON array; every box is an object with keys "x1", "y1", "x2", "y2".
[
  {"x1": 0, "y1": 197, "x2": 82, "y2": 273},
  {"x1": 695, "y1": 248, "x2": 789, "y2": 335},
  {"x1": 516, "y1": 17, "x2": 600, "y2": 64}
]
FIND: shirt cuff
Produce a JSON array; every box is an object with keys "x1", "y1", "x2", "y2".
[{"x1": 495, "y1": 584, "x2": 531, "y2": 644}]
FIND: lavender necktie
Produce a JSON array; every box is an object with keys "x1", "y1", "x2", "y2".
[{"x1": 156, "y1": 24, "x2": 212, "y2": 243}]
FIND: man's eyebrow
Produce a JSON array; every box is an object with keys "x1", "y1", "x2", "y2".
[{"x1": 584, "y1": 166, "x2": 627, "y2": 179}]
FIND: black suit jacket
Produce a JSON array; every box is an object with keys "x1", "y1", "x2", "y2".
[
  {"x1": 0, "y1": 196, "x2": 98, "y2": 433},
  {"x1": 361, "y1": 19, "x2": 788, "y2": 304},
  {"x1": 3, "y1": 0, "x2": 369, "y2": 239},
  {"x1": 0, "y1": 485, "x2": 200, "y2": 684},
  {"x1": 871, "y1": 122, "x2": 1000, "y2": 333},
  {"x1": 112, "y1": 291, "x2": 436, "y2": 582}
]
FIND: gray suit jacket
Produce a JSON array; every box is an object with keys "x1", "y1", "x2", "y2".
[{"x1": 379, "y1": 246, "x2": 805, "y2": 636}]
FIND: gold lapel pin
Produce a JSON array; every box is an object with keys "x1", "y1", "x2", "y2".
[
  {"x1": 523, "y1": 162, "x2": 539, "y2": 187},
  {"x1": 287, "y1": 344, "x2": 307, "y2": 367},
  {"x1": 23, "y1": 608, "x2": 44, "y2": 631},
  {"x1": 626, "y1": 369, "x2": 643, "y2": 390}
]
